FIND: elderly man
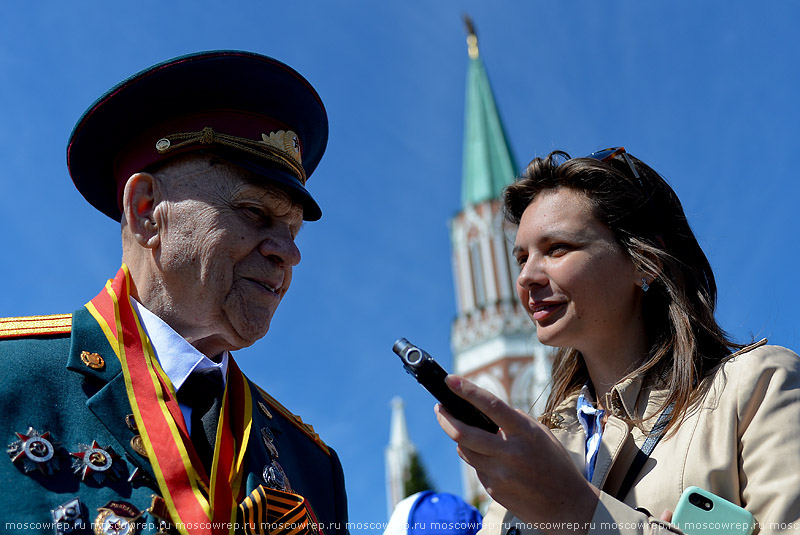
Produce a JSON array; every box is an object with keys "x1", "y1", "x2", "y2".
[{"x1": 0, "y1": 51, "x2": 348, "y2": 535}]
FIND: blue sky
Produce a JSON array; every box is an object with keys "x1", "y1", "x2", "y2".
[{"x1": 1, "y1": 2, "x2": 798, "y2": 532}]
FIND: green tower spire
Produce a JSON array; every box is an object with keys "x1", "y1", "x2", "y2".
[{"x1": 461, "y1": 17, "x2": 518, "y2": 208}]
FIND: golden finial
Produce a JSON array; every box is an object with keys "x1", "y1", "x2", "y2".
[{"x1": 463, "y1": 14, "x2": 479, "y2": 59}]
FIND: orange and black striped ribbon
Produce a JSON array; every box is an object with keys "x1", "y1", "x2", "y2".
[{"x1": 238, "y1": 486, "x2": 321, "y2": 535}]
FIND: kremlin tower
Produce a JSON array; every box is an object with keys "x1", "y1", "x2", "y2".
[
  {"x1": 449, "y1": 17, "x2": 553, "y2": 508},
  {"x1": 384, "y1": 18, "x2": 553, "y2": 515},
  {"x1": 384, "y1": 397, "x2": 415, "y2": 516}
]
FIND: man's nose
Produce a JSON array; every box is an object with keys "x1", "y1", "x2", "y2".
[{"x1": 258, "y1": 226, "x2": 301, "y2": 267}]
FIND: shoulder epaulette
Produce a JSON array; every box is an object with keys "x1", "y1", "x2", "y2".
[
  {"x1": 254, "y1": 385, "x2": 330, "y2": 456},
  {"x1": 0, "y1": 314, "x2": 72, "y2": 339}
]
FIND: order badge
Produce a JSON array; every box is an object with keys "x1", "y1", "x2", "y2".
[{"x1": 94, "y1": 501, "x2": 143, "y2": 535}]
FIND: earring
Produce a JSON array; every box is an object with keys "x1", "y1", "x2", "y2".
[{"x1": 641, "y1": 278, "x2": 650, "y2": 292}]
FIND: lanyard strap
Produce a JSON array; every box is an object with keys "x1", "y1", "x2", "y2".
[{"x1": 614, "y1": 402, "x2": 675, "y2": 500}]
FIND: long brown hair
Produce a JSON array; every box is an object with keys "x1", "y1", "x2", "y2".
[{"x1": 504, "y1": 150, "x2": 742, "y2": 434}]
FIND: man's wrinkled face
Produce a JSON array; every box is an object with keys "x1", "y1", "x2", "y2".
[{"x1": 152, "y1": 157, "x2": 303, "y2": 354}]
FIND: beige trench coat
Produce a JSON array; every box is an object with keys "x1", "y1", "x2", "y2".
[{"x1": 478, "y1": 342, "x2": 800, "y2": 535}]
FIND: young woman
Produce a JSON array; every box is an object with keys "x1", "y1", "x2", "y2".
[{"x1": 436, "y1": 148, "x2": 800, "y2": 534}]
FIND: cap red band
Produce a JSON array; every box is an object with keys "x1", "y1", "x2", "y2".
[{"x1": 113, "y1": 110, "x2": 299, "y2": 211}]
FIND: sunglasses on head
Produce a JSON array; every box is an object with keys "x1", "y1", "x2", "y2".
[{"x1": 586, "y1": 146, "x2": 641, "y2": 182}]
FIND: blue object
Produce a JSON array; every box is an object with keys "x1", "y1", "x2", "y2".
[
  {"x1": 386, "y1": 491, "x2": 482, "y2": 535},
  {"x1": 576, "y1": 387, "x2": 605, "y2": 482}
]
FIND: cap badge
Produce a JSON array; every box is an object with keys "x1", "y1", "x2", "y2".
[
  {"x1": 7, "y1": 427, "x2": 62, "y2": 475},
  {"x1": 260, "y1": 130, "x2": 302, "y2": 165},
  {"x1": 155, "y1": 126, "x2": 307, "y2": 184}
]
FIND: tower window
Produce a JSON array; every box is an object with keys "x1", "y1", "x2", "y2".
[{"x1": 469, "y1": 242, "x2": 486, "y2": 308}]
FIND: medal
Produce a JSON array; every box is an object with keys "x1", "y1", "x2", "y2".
[
  {"x1": 130, "y1": 435, "x2": 148, "y2": 458},
  {"x1": 51, "y1": 497, "x2": 87, "y2": 535},
  {"x1": 94, "y1": 501, "x2": 142, "y2": 535},
  {"x1": 148, "y1": 495, "x2": 173, "y2": 535},
  {"x1": 125, "y1": 414, "x2": 138, "y2": 432},
  {"x1": 258, "y1": 401, "x2": 273, "y2": 419},
  {"x1": 262, "y1": 460, "x2": 292, "y2": 492},
  {"x1": 71, "y1": 441, "x2": 125, "y2": 483},
  {"x1": 127, "y1": 465, "x2": 147, "y2": 485},
  {"x1": 126, "y1": 456, "x2": 155, "y2": 487},
  {"x1": 261, "y1": 427, "x2": 279, "y2": 459},
  {"x1": 7, "y1": 427, "x2": 62, "y2": 475}
]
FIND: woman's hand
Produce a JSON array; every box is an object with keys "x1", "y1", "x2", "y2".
[{"x1": 435, "y1": 375, "x2": 600, "y2": 535}]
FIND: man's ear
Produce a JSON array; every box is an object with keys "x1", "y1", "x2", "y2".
[{"x1": 122, "y1": 172, "x2": 161, "y2": 249}]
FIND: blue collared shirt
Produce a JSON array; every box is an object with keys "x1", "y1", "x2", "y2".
[{"x1": 576, "y1": 384, "x2": 605, "y2": 482}]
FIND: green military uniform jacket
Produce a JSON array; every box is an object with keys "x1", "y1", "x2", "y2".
[{"x1": 0, "y1": 307, "x2": 349, "y2": 534}]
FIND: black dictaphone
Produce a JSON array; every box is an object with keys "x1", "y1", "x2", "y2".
[{"x1": 392, "y1": 338, "x2": 498, "y2": 433}]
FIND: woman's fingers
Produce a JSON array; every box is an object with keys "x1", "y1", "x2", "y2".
[
  {"x1": 434, "y1": 403, "x2": 501, "y2": 456},
  {"x1": 435, "y1": 375, "x2": 600, "y2": 528},
  {"x1": 444, "y1": 375, "x2": 524, "y2": 432}
]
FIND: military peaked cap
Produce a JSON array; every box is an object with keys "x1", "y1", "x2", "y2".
[{"x1": 67, "y1": 50, "x2": 328, "y2": 221}]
